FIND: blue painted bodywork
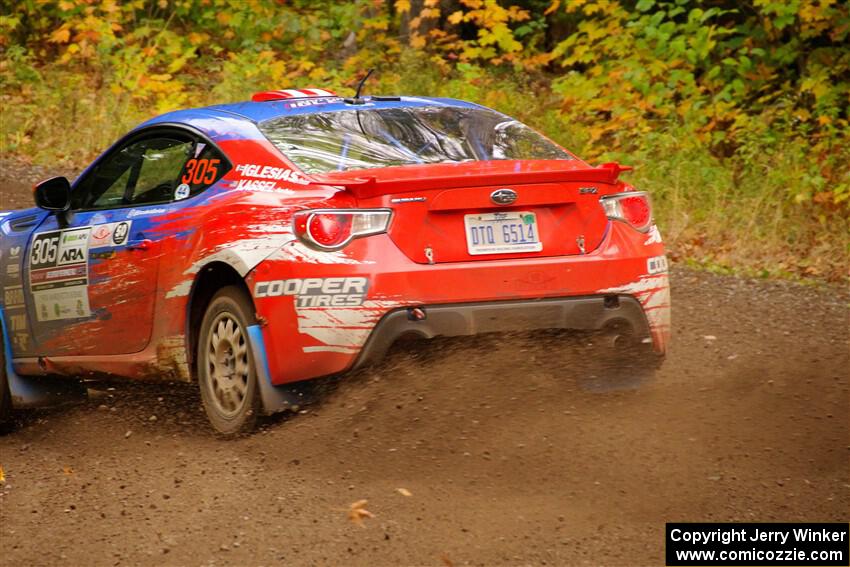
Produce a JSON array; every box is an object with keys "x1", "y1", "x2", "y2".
[{"x1": 1, "y1": 306, "x2": 87, "y2": 408}]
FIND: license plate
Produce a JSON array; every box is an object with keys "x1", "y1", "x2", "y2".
[{"x1": 464, "y1": 211, "x2": 542, "y2": 255}]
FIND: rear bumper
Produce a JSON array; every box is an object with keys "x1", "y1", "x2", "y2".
[
  {"x1": 353, "y1": 295, "x2": 652, "y2": 370},
  {"x1": 249, "y1": 220, "x2": 671, "y2": 385}
]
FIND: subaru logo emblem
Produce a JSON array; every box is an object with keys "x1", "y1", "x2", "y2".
[{"x1": 490, "y1": 188, "x2": 517, "y2": 206}]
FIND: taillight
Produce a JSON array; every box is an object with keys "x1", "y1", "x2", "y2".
[
  {"x1": 600, "y1": 191, "x2": 653, "y2": 232},
  {"x1": 293, "y1": 209, "x2": 391, "y2": 250}
]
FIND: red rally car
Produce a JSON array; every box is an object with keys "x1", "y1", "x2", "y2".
[{"x1": 0, "y1": 88, "x2": 670, "y2": 435}]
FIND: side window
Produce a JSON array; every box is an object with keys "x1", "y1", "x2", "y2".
[{"x1": 72, "y1": 133, "x2": 229, "y2": 210}]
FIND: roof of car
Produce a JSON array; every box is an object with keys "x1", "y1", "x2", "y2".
[{"x1": 137, "y1": 95, "x2": 487, "y2": 140}]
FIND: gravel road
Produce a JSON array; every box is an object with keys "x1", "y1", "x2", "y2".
[{"x1": 1, "y1": 163, "x2": 848, "y2": 566}]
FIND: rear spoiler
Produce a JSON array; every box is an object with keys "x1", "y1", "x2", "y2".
[{"x1": 309, "y1": 162, "x2": 632, "y2": 199}]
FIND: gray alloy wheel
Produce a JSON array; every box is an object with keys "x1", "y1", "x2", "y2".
[{"x1": 197, "y1": 286, "x2": 261, "y2": 436}]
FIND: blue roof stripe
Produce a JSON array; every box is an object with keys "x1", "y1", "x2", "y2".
[{"x1": 136, "y1": 96, "x2": 487, "y2": 138}]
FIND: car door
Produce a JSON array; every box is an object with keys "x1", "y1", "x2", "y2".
[{"x1": 28, "y1": 128, "x2": 226, "y2": 356}]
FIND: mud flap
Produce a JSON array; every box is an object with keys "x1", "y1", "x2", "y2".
[
  {"x1": 246, "y1": 324, "x2": 311, "y2": 415},
  {"x1": 0, "y1": 307, "x2": 87, "y2": 410}
]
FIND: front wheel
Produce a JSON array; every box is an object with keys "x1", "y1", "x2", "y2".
[{"x1": 197, "y1": 286, "x2": 261, "y2": 437}]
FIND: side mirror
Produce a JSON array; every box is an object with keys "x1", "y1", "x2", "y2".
[{"x1": 34, "y1": 177, "x2": 72, "y2": 212}]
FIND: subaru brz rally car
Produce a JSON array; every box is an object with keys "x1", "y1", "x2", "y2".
[{"x1": 0, "y1": 88, "x2": 670, "y2": 435}]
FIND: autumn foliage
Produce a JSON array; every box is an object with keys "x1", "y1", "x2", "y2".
[{"x1": 1, "y1": 0, "x2": 847, "y2": 279}]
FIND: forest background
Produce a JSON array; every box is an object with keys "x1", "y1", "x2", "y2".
[{"x1": 1, "y1": 0, "x2": 847, "y2": 281}]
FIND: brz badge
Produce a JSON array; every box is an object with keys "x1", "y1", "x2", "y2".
[{"x1": 490, "y1": 188, "x2": 517, "y2": 205}]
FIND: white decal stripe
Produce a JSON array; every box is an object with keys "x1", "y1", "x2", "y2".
[
  {"x1": 303, "y1": 88, "x2": 335, "y2": 97},
  {"x1": 303, "y1": 346, "x2": 358, "y2": 354}
]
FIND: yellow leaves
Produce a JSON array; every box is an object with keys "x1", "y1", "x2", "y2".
[
  {"x1": 0, "y1": 465, "x2": 5, "y2": 484},
  {"x1": 216, "y1": 12, "x2": 231, "y2": 26},
  {"x1": 448, "y1": 10, "x2": 465, "y2": 25},
  {"x1": 566, "y1": 0, "x2": 590, "y2": 13},
  {"x1": 347, "y1": 499, "x2": 374, "y2": 527},
  {"x1": 410, "y1": 34, "x2": 426, "y2": 49},
  {"x1": 188, "y1": 32, "x2": 209, "y2": 46},
  {"x1": 49, "y1": 27, "x2": 72, "y2": 44},
  {"x1": 795, "y1": 108, "x2": 812, "y2": 122},
  {"x1": 394, "y1": 0, "x2": 411, "y2": 15}
]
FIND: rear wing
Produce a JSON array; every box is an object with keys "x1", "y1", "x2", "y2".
[{"x1": 309, "y1": 162, "x2": 632, "y2": 199}]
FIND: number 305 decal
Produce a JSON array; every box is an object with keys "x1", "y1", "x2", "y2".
[{"x1": 182, "y1": 158, "x2": 220, "y2": 185}]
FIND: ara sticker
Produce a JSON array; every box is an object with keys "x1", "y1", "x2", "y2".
[
  {"x1": 175, "y1": 183, "x2": 191, "y2": 200},
  {"x1": 29, "y1": 227, "x2": 92, "y2": 321}
]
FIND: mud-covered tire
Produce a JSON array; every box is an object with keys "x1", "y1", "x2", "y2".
[
  {"x1": 197, "y1": 286, "x2": 261, "y2": 437},
  {"x1": 0, "y1": 323, "x2": 14, "y2": 430}
]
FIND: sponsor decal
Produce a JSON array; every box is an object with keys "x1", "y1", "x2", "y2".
[
  {"x1": 9, "y1": 245, "x2": 21, "y2": 257},
  {"x1": 127, "y1": 208, "x2": 167, "y2": 218},
  {"x1": 579, "y1": 186, "x2": 599, "y2": 195},
  {"x1": 174, "y1": 183, "x2": 191, "y2": 200},
  {"x1": 390, "y1": 197, "x2": 427, "y2": 203},
  {"x1": 12, "y1": 332, "x2": 29, "y2": 351},
  {"x1": 233, "y1": 179, "x2": 280, "y2": 191},
  {"x1": 235, "y1": 164, "x2": 309, "y2": 185},
  {"x1": 89, "y1": 221, "x2": 132, "y2": 248},
  {"x1": 29, "y1": 227, "x2": 91, "y2": 321},
  {"x1": 6, "y1": 264, "x2": 19, "y2": 276},
  {"x1": 9, "y1": 313, "x2": 27, "y2": 332},
  {"x1": 285, "y1": 97, "x2": 343, "y2": 109},
  {"x1": 647, "y1": 255, "x2": 668, "y2": 274},
  {"x1": 254, "y1": 277, "x2": 368, "y2": 307},
  {"x1": 112, "y1": 221, "x2": 129, "y2": 245},
  {"x1": 3, "y1": 285, "x2": 25, "y2": 308}
]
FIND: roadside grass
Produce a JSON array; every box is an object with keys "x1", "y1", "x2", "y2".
[{"x1": 1, "y1": 64, "x2": 846, "y2": 283}]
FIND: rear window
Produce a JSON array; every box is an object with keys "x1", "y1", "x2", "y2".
[{"x1": 258, "y1": 106, "x2": 572, "y2": 174}]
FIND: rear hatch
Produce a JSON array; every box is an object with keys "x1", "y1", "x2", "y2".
[{"x1": 313, "y1": 160, "x2": 624, "y2": 264}]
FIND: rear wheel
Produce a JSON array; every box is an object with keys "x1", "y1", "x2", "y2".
[{"x1": 197, "y1": 286, "x2": 261, "y2": 437}]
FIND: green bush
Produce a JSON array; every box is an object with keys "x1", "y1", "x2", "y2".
[{"x1": 1, "y1": 0, "x2": 847, "y2": 280}]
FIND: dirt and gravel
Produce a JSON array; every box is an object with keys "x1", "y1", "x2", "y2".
[{"x1": 1, "y1": 164, "x2": 848, "y2": 566}]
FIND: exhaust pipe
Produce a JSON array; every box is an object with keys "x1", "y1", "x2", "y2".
[{"x1": 600, "y1": 320, "x2": 635, "y2": 350}]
